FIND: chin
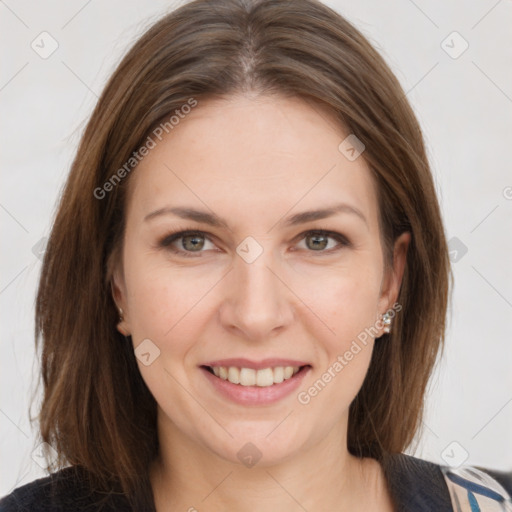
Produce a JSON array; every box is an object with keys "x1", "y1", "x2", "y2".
[{"x1": 202, "y1": 420, "x2": 314, "y2": 469}]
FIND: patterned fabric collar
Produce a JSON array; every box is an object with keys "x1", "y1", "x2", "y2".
[{"x1": 384, "y1": 453, "x2": 512, "y2": 511}]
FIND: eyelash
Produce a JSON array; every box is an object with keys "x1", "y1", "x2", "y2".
[{"x1": 158, "y1": 228, "x2": 351, "y2": 258}]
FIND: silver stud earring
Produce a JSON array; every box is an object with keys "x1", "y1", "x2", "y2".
[
  {"x1": 382, "y1": 312, "x2": 392, "y2": 334},
  {"x1": 118, "y1": 308, "x2": 123, "y2": 321}
]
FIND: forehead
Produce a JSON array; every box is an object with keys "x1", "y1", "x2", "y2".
[{"x1": 125, "y1": 94, "x2": 379, "y2": 231}]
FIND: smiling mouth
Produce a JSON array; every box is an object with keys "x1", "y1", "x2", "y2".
[{"x1": 202, "y1": 365, "x2": 311, "y2": 387}]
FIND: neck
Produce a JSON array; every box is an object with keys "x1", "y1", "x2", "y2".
[{"x1": 150, "y1": 412, "x2": 393, "y2": 511}]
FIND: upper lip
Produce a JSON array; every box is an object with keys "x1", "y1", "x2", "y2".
[{"x1": 201, "y1": 358, "x2": 311, "y2": 370}]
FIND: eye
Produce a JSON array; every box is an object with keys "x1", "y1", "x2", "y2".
[
  {"x1": 159, "y1": 230, "x2": 217, "y2": 257},
  {"x1": 158, "y1": 228, "x2": 350, "y2": 258},
  {"x1": 295, "y1": 230, "x2": 350, "y2": 253}
]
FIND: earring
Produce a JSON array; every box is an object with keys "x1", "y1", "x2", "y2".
[
  {"x1": 382, "y1": 312, "x2": 392, "y2": 334},
  {"x1": 118, "y1": 307, "x2": 123, "y2": 321}
]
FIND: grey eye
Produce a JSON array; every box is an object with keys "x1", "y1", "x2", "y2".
[
  {"x1": 294, "y1": 230, "x2": 349, "y2": 253},
  {"x1": 181, "y1": 234, "x2": 206, "y2": 251},
  {"x1": 305, "y1": 233, "x2": 329, "y2": 250}
]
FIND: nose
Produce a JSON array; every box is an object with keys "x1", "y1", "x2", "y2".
[{"x1": 218, "y1": 246, "x2": 295, "y2": 342}]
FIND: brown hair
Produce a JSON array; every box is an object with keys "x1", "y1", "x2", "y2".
[{"x1": 34, "y1": 0, "x2": 451, "y2": 507}]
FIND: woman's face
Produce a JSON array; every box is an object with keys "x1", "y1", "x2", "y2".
[{"x1": 113, "y1": 94, "x2": 408, "y2": 466}]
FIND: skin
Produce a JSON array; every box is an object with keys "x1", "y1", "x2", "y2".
[{"x1": 112, "y1": 94, "x2": 410, "y2": 511}]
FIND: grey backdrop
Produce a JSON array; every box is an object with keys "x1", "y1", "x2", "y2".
[{"x1": 1, "y1": 0, "x2": 511, "y2": 495}]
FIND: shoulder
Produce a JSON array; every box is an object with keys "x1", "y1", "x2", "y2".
[
  {"x1": 383, "y1": 453, "x2": 512, "y2": 511},
  {"x1": 383, "y1": 453, "x2": 452, "y2": 510},
  {"x1": 0, "y1": 467, "x2": 132, "y2": 512}
]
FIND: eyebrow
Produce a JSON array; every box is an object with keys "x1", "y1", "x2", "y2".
[{"x1": 143, "y1": 203, "x2": 367, "y2": 228}]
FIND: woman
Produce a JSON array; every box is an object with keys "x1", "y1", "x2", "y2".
[{"x1": 1, "y1": 0, "x2": 510, "y2": 510}]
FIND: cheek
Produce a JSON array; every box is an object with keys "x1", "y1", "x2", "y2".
[
  {"x1": 123, "y1": 245, "x2": 220, "y2": 341},
  {"x1": 296, "y1": 271, "x2": 379, "y2": 416},
  {"x1": 293, "y1": 260, "x2": 382, "y2": 396},
  {"x1": 126, "y1": 272, "x2": 173, "y2": 339},
  {"x1": 294, "y1": 259, "x2": 383, "y2": 338},
  {"x1": 333, "y1": 277, "x2": 381, "y2": 338}
]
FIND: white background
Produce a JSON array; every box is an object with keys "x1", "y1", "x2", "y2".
[{"x1": 1, "y1": 0, "x2": 511, "y2": 495}]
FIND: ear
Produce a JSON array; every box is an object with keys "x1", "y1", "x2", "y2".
[
  {"x1": 377, "y1": 231, "x2": 411, "y2": 318},
  {"x1": 110, "y1": 267, "x2": 131, "y2": 336}
]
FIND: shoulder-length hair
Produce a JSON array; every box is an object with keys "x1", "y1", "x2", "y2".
[{"x1": 35, "y1": 0, "x2": 451, "y2": 508}]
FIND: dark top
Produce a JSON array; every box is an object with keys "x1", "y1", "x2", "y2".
[{"x1": 1, "y1": 453, "x2": 511, "y2": 511}]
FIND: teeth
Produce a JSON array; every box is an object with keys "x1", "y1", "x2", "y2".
[
  {"x1": 228, "y1": 366, "x2": 240, "y2": 384},
  {"x1": 256, "y1": 368, "x2": 273, "y2": 387},
  {"x1": 210, "y1": 365, "x2": 302, "y2": 387},
  {"x1": 273, "y1": 366, "x2": 284, "y2": 383},
  {"x1": 240, "y1": 368, "x2": 256, "y2": 386}
]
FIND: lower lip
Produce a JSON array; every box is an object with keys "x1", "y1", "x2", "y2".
[{"x1": 201, "y1": 366, "x2": 311, "y2": 406}]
